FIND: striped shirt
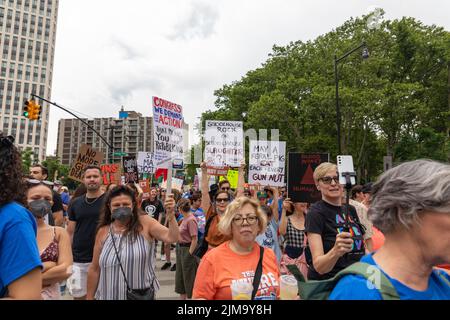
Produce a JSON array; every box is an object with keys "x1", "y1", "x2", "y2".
[{"x1": 95, "y1": 230, "x2": 160, "y2": 300}]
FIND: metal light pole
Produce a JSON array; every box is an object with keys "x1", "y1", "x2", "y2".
[
  {"x1": 31, "y1": 94, "x2": 114, "y2": 152},
  {"x1": 334, "y1": 42, "x2": 369, "y2": 154}
]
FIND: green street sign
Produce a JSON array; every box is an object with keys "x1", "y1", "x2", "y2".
[{"x1": 113, "y1": 152, "x2": 128, "y2": 157}]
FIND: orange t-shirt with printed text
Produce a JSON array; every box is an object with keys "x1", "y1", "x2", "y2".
[{"x1": 192, "y1": 241, "x2": 280, "y2": 300}]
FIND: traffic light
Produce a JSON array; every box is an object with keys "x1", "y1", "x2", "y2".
[
  {"x1": 23, "y1": 99, "x2": 42, "y2": 121},
  {"x1": 23, "y1": 101, "x2": 30, "y2": 118}
]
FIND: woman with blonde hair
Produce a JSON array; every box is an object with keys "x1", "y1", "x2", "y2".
[
  {"x1": 192, "y1": 197, "x2": 280, "y2": 300},
  {"x1": 305, "y1": 162, "x2": 366, "y2": 280}
]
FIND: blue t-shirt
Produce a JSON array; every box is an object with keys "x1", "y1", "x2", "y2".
[
  {"x1": 329, "y1": 253, "x2": 450, "y2": 300},
  {"x1": 0, "y1": 202, "x2": 42, "y2": 298},
  {"x1": 256, "y1": 218, "x2": 282, "y2": 263}
]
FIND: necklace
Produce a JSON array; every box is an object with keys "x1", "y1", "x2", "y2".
[{"x1": 85, "y1": 194, "x2": 101, "y2": 205}]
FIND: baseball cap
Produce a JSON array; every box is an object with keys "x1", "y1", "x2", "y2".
[{"x1": 257, "y1": 191, "x2": 268, "y2": 199}]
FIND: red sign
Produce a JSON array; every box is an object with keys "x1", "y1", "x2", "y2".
[
  {"x1": 207, "y1": 166, "x2": 230, "y2": 176},
  {"x1": 101, "y1": 163, "x2": 121, "y2": 185},
  {"x1": 139, "y1": 180, "x2": 151, "y2": 200}
]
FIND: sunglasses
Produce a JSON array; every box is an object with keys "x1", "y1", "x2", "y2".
[
  {"x1": 215, "y1": 198, "x2": 229, "y2": 203},
  {"x1": 26, "y1": 179, "x2": 54, "y2": 187},
  {"x1": 319, "y1": 176, "x2": 340, "y2": 185},
  {"x1": 221, "y1": 187, "x2": 230, "y2": 191}
]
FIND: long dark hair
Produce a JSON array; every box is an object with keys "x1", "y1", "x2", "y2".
[
  {"x1": 0, "y1": 133, "x2": 25, "y2": 206},
  {"x1": 97, "y1": 186, "x2": 142, "y2": 240}
]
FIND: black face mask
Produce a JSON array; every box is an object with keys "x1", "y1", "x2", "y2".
[
  {"x1": 111, "y1": 207, "x2": 133, "y2": 223},
  {"x1": 29, "y1": 199, "x2": 52, "y2": 218}
]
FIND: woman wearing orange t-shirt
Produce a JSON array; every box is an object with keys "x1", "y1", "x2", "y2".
[{"x1": 193, "y1": 197, "x2": 280, "y2": 300}]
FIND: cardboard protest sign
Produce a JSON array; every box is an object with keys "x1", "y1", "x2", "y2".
[
  {"x1": 137, "y1": 152, "x2": 156, "y2": 175},
  {"x1": 152, "y1": 96, "x2": 185, "y2": 169},
  {"x1": 139, "y1": 179, "x2": 151, "y2": 200},
  {"x1": 101, "y1": 163, "x2": 121, "y2": 186},
  {"x1": 288, "y1": 153, "x2": 329, "y2": 203},
  {"x1": 69, "y1": 144, "x2": 104, "y2": 183},
  {"x1": 204, "y1": 120, "x2": 244, "y2": 168},
  {"x1": 219, "y1": 170, "x2": 239, "y2": 189},
  {"x1": 248, "y1": 141, "x2": 286, "y2": 187},
  {"x1": 122, "y1": 156, "x2": 139, "y2": 184}
]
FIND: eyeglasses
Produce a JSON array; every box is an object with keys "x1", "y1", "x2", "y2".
[
  {"x1": 319, "y1": 176, "x2": 340, "y2": 185},
  {"x1": 221, "y1": 187, "x2": 230, "y2": 191},
  {"x1": 232, "y1": 215, "x2": 259, "y2": 226},
  {"x1": 215, "y1": 198, "x2": 229, "y2": 203},
  {"x1": 26, "y1": 179, "x2": 54, "y2": 187}
]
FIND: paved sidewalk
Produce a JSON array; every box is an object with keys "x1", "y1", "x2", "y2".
[{"x1": 154, "y1": 250, "x2": 179, "y2": 300}]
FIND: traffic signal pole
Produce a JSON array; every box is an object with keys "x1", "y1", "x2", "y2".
[{"x1": 30, "y1": 93, "x2": 114, "y2": 152}]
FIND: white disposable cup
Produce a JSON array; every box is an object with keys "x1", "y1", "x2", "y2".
[
  {"x1": 279, "y1": 275, "x2": 298, "y2": 300},
  {"x1": 230, "y1": 281, "x2": 253, "y2": 300}
]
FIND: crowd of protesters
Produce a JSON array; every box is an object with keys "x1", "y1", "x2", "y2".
[{"x1": 0, "y1": 132, "x2": 449, "y2": 300}]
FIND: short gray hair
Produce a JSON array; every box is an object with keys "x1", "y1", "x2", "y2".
[{"x1": 368, "y1": 159, "x2": 450, "y2": 234}]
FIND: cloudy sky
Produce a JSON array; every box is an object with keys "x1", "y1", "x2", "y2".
[{"x1": 47, "y1": 0, "x2": 449, "y2": 156}]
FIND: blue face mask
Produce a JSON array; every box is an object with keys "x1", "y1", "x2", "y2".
[
  {"x1": 111, "y1": 207, "x2": 133, "y2": 223},
  {"x1": 29, "y1": 199, "x2": 52, "y2": 218}
]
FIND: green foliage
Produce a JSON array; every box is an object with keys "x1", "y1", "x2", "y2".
[
  {"x1": 201, "y1": 11, "x2": 450, "y2": 182},
  {"x1": 41, "y1": 156, "x2": 77, "y2": 189},
  {"x1": 21, "y1": 147, "x2": 34, "y2": 175}
]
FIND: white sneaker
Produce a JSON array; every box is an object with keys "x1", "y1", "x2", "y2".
[{"x1": 161, "y1": 255, "x2": 166, "y2": 261}]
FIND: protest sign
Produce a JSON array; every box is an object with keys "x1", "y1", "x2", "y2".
[
  {"x1": 139, "y1": 179, "x2": 151, "y2": 200},
  {"x1": 248, "y1": 141, "x2": 286, "y2": 187},
  {"x1": 101, "y1": 163, "x2": 121, "y2": 185},
  {"x1": 122, "y1": 156, "x2": 139, "y2": 184},
  {"x1": 152, "y1": 96, "x2": 184, "y2": 169},
  {"x1": 137, "y1": 152, "x2": 156, "y2": 175},
  {"x1": 288, "y1": 153, "x2": 329, "y2": 203},
  {"x1": 161, "y1": 177, "x2": 184, "y2": 191},
  {"x1": 219, "y1": 170, "x2": 239, "y2": 189},
  {"x1": 69, "y1": 144, "x2": 104, "y2": 183},
  {"x1": 207, "y1": 166, "x2": 229, "y2": 176},
  {"x1": 204, "y1": 120, "x2": 244, "y2": 168}
]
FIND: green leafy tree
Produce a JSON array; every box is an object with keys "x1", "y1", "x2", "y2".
[
  {"x1": 21, "y1": 147, "x2": 34, "y2": 175},
  {"x1": 201, "y1": 10, "x2": 450, "y2": 182}
]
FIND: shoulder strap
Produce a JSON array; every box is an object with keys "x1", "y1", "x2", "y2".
[
  {"x1": 334, "y1": 262, "x2": 400, "y2": 300},
  {"x1": 109, "y1": 226, "x2": 131, "y2": 292},
  {"x1": 251, "y1": 246, "x2": 264, "y2": 300},
  {"x1": 287, "y1": 262, "x2": 400, "y2": 300}
]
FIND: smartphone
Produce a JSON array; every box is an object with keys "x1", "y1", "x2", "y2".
[{"x1": 337, "y1": 155, "x2": 356, "y2": 186}]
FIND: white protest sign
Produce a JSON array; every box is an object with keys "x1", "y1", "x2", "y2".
[
  {"x1": 137, "y1": 152, "x2": 156, "y2": 174},
  {"x1": 161, "y1": 177, "x2": 184, "y2": 191},
  {"x1": 248, "y1": 140, "x2": 286, "y2": 187},
  {"x1": 204, "y1": 120, "x2": 244, "y2": 167},
  {"x1": 153, "y1": 96, "x2": 184, "y2": 169}
]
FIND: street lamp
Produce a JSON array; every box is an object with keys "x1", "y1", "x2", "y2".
[{"x1": 334, "y1": 42, "x2": 369, "y2": 154}]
